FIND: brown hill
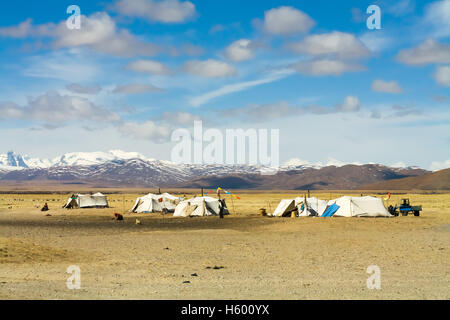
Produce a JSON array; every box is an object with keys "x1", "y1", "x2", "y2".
[
  {"x1": 361, "y1": 168, "x2": 450, "y2": 190},
  {"x1": 178, "y1": 164, "x2": 428, "y2": 190}
]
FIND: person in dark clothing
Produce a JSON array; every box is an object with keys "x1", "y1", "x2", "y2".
[
  {"x1": 219, "y1": 199, "x2": 225, "y2": 219},
  {"x1": 41, "y1": 203, "x2": 49, "y2": 212}
]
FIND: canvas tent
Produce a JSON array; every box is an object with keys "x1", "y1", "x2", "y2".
[
  {"x1": 297, "y1": 197, "x2": 329, "y2": 217},
  {"x1": 328, "y1": 196, "x2": 392, "y2": 217},
  {"x1": 131, "y1": 193, "x2": 180, "y2": 213},
  {"x1": 272, "y1": 197, "x2": 329, "y2": 217},
  {"x1": 64, "y1": 193, "x2": 109, "y2": 209},
  {"x1": 272, "y1": 196, "x2": 390, "y2": 218},
  {"x1": 173, "y1": 197, "x2": 229, "y2": 217},
  {"x1": 272, "y1": 199, "x2": 298, "y2": 217}
]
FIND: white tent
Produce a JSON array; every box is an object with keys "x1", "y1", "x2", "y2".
[
  {"x1": 64, "y1": 193, "x2": 109, "y2": 209},
  {"x1": 131, "y1": 193, "x2": 180, "y2": 213},
  {"x1": 173, "y1": 197, "x2": 229, "y2": 217},
  {"x1": 328, "y1": 196, "x2": 392, "y2": 217},
  {"x1": 297, "y1": 197, "x2": 329, "y2": 217},
  {"x1": 272, "y1": 199, "x2": 297, "y2": 217},
  {"x1": 272, "y1": 197, "x2": 329, "y2": 217}
]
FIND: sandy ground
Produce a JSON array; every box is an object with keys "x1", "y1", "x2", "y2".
[{"x1": 0, "y1": 191, "x2": 449, "y2": 300}]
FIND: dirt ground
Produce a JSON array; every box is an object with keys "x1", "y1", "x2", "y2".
[{"x1": 0, "y1": 191, "x2": 449, "y2": 300}]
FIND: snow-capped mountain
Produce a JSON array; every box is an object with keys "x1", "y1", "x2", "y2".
[
  {"x1": 0, "y1": 150, "x2": 430, "y2": 189},
  {"x1": 0, "y1": 150, "x2": 424, "y2": 173},
  {"x1": 0, "y1": 151, "x2": 30, "y2": 170},
  {"x1": 0, "y1": 150, "x2": 152, "y2": 170},
  {"x1": 53, "y1": 150, "x2": 151, "y2": 167}
]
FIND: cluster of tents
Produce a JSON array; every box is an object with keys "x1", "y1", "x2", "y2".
[
  {"x1": 62, "y1": 192, "x2": 391, "y2": 218},
  {"x1": 63, "y1": 192, "x2": 229, "y2": 217},
  {"x1": 132, "y1": 194, "x2": 229, "y2": 217},
  {"x1": 272, "y1": 196, "x2": 392, "y2": 217}
]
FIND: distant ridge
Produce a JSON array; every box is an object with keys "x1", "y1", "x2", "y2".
[
  {"x1": 360, "y1": 168, "x2": 450, "y2": 190},
  {"x1": 176, "y1": 164, "x2": 429, "y2": 190},
  {"x1": 0, "y1": 160, "x2": 429, "y2": 190}
]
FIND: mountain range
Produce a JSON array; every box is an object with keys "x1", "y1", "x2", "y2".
[{"x1": 0, "y1": 150, "x2": 446, "y2": 190}]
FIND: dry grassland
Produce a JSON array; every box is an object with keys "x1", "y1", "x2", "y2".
[{"x1": 0, "y1": 190, "x2": 449, "y2": 299}]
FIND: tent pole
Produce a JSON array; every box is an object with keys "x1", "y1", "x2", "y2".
[{"x1": 231, "y1": 195, "x2": 235, "y2": 215}]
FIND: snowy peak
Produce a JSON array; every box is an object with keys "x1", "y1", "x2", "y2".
[
  {"x1": 54, "y1": 150, "x2": 149, "y2": 167},
  {"x1": 0, "y1": 150, "x2": 151, "y2": 170},
  {"x1": 0, "y1": 151, "x2": 29, "y2": 169},
  {"x1": 281, "y1": 158, "x2": 363, "y2": 170}
]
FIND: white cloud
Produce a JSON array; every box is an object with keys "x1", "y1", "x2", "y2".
[
  {"x1": 23, "y1": 50, "x2": 99, "y2": 82},
  {"x1": 112, "y1": 84, "x2": 163, "y2": 94},
  {"x1": 125, "y1": 60, "x2": 171, "y2": 75},
  {"x1": 0, "y1": 91, "x2": 120, "y2": 124},
  {"x1": 189, "y1": 69, "x2": 294, "y2": 107},
  {"x1": 225, "y1": 39, "x2": 254, "y2": 62},
  {"x1": 0, "y1": 19, "x2": 34, "y2": 38},
  {"x1": 289, "y1": 31, "x2": 370, "y2": 59},
  {"x1": 291, "y1": 59, "x2": 365, "y2": 76},
  {"x1": 397, "y1": 39, "x2": 450, "y2": 65},
  {"x1": 359, "y1": 32, "x2": 394, "y2": 53},
  {"x1": 0, "y1": 13, "x2": 160, "y2": 57},
  {"x1": 371, "y1": 80, "x2": 403, "y2": 94},
  {"x1": 429, "y1": 159, "x2": 450, "y2": 171},
  {"x1": 66, "y1": 83, "x2": 102, "y2": 95},
  {"x1": 335, "y1": 96, "x2": 361, "y2": 112},
  {"x1": 219, "y1": 95, "x2": 362, "y2": 122},
  {"x1": 183, "y1": 59, "x2": 237, "y2": 78},
  {"x1": 0, "y1": 18, "x2": 55, "y2": 38},
  {"x1": 54, "y1": 13, "x2": 160, "y2": 57},
  {"x1": 119, "y1": 120, "x2": 171, "y2": 142},
  {"x1": 434, "y1": 66, "x2": 450, "y2": 86},
  {"x1": 112, "y1": 0, "x2": 196, "y2": 23},
  {"x1": 263, "y1": 6, "x2": 315, "y2": 35},
  {"x1": 423, "y1": 0, "x2": 450, "y2": 38}
]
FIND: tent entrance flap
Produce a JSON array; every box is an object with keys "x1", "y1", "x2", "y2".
[{"x1": 322, "y1": 204, "x2": 340, "y2": 217}]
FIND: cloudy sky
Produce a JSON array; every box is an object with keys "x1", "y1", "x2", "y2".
[{"x1": 0, "y1": 0, "x2": 449, "y2": 170}]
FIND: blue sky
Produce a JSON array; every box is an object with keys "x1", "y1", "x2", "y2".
[{"x1": 0, "y1": 0, "x2": 449, "y2": 170}]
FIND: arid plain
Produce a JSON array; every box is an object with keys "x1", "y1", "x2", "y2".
[{"x1": 0, "y1": 191, "x2": 449, "y2": 299}]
